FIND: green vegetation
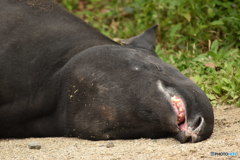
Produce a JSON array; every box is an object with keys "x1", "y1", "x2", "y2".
[{"x1": 61, "y1": 0, "x2": 240, "y2": 107}]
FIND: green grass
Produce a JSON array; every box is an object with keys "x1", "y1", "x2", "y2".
[
  {"x1": 60, "y1": 0, "x2": 240, "y2": 107},
  {"x1": 157, "y1": 44, "x2": 240, "y2": 107}
]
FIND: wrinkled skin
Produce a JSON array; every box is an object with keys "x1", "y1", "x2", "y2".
[{"x1": 0, "y1": 0, "x2": 214, "y2": 143}]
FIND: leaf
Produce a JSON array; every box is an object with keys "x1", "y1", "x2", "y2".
[
  {"x1": 210, "y1": 20, "x2": 224, "y2": 26},
  {"x1": 193, "y1": 75, "x2": 202, "y2": 83},
  {"x1": 207, "y1": 94, "x2": 216, "y2": 100},
  {"x1": 211, "y1": 40, "x2": 219, "y2": 52},
  {"x1": 207, "y1": 8, "x2": 215, "y2": 18},
  {"x1": 213, "y1": 86, "x2": 221, "y2": 95},
  {"x1": 193, "y1": 54, "x2": 208, "y2": 62},
  {"x1": 222, "y1": 86, "x2": 231, "y2": 92},
  {"x1": 181, "y1": 13, "x2": 191, "y2": 22},
  {"x1": 169, "y1": 24, "x2": 182, "y2": 39},
  {"x1": 222, "y1": 78, "x2": 231, "y2": 84}
]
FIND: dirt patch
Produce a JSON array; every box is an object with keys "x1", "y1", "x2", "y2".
[{"x1": 0, "y1": 105, "x2": 239, "y2": 160}]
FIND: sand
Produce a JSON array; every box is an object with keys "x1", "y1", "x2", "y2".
[{"x1": 0, "y1": 105, "x2": 239, "y2": 160}]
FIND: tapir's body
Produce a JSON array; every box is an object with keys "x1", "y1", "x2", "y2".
[{"x1": 0, "y1": 0, "x2": 214, "y2": 143}]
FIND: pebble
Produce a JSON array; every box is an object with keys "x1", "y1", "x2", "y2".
[
  {"x1": 28, "y1": 142, "x2": 41, "y2": 150},
  {"x1": 106, "y1": 142, "x2": 114, "y2": 148}
]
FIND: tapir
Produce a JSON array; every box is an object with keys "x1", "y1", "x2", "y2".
[{"x1": 0, "y1": 0, "x2": 214, "y2": 143}]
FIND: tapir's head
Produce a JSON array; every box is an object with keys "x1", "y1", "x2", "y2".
[{"x1": 62, "y1": 26, "x2": 214, "y2": 143}]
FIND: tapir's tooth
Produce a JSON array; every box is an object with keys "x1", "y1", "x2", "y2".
[
  {"x1": 176, "y1": 103, "x2": 180, "y2": 108},
  {"x1": 179, "y1": 113, "x2": 184, "y2": 118},
  {"x1": 179, "y1": 107, "x2": 183, "y2": 112}
]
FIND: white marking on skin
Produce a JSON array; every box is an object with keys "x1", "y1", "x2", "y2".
[
  {"x1": 132, "y1": 66, "x2": 140, "y2": 71},
  {"x1": 74, "y1": 89, "x2": 78, "y2": 94},
  {"x1": 157, "y1": 80, "x2": 170, "y2": 99}
]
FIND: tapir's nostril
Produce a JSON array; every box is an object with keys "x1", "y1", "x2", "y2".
[
  {"x1": 191, "y1": 116, "x2": 205, "y2": 141},
  {"x1": 192, "y1": 116, "x2": 204, "y2": 131}
]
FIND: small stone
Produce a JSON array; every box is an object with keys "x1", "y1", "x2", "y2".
[
  {"x1": 106, "y1": 142, "x2": 114, "y2": 148},
  {"x1": 28, "y1": 142, "x2": 41, "y2": 150}
]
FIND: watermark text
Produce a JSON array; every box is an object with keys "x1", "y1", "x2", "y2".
[{"x1": 210, "y1": 152, "x2": 238, "y2": 156}]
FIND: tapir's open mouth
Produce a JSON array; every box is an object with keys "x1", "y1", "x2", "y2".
[
  {"x1": 170, "y1": 96, "x2": 187, "y2": 131},
  {"x1": 156, "y1": 80, "x2": 209, "y2": 143},
  {"x1": 156, "y1": 80, "x2": 188, "y2": 132}
]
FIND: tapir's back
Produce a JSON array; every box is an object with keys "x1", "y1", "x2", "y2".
[
  {"x1": 0, "y1": 0, "x2": 114, "y2": 58},
  {"x1": 0, "y1": 0, "x2": 115, "y2": 103}
]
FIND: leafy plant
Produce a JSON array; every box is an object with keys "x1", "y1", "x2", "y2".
[
  {"x1": 62, "y1": 0, "x2": 78, "y2": 11},
  {"x1": 157, "y1": 44, "x2": 240, "y2": 107}
]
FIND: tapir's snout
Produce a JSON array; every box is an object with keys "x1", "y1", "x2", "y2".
[
  {"x1": 156, "y1": 80, "x2": 214, "y2": 143},
  {"x1": 175, "y1": 116, "x2": 210, "y2": 143},
  {"x1": 173, "y1": 91, "x2": 214, "y2": 143}
]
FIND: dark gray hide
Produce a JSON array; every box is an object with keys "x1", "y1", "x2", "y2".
[{"x1": 0, "y1": 0, "x2": 214, "y2": 143}]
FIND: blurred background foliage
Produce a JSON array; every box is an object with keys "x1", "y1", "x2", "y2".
[{"x1": 60, "y1": 0, "x2": 240, "y2": 107}]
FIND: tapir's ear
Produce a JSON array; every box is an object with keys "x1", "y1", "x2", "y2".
[{"x1": 122, "y1": 25, "x2": 158, "y2": 51}]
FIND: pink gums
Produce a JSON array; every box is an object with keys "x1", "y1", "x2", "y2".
[{"x1": 171, "y1": 96, "x2": 188, "y2": 131}]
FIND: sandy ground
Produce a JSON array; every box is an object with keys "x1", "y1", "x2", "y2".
[{"x1": 0, "y1": 105, "x2": 239, "y2": 160}]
